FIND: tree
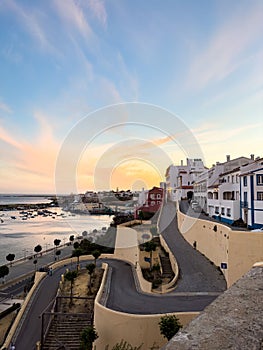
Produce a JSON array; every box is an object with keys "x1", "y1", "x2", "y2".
[
  {"x1": 54, "y1": 239, "x2": 61, "y2": 248},
  {"x1": 159, "y1": 315, "x2": 182, "y2": 341},
  {"x1": 6, "y1": 253, "x2": 15, "y2": 266},
  {"x1": 73, "y1": 248, "x2": 82, "y2": 269},
  {"x1": 56, "y1": 250, "x2": 61, "y2": 260},
  {"x1": 86, "y1": 263, "x2": 95, "y2": 294},
  {"x1": 64, "y1": 270, "x2": 78, "y2": 305},
  {"x1": 92, "y1": 250, "x2": 101, "y2": 266},
  {"x1": 33, "y1": 259, "x2": 38, "y2": 272},
  {"x1": 34, "y1": 244, "x2": 42, "y2": 257},
  {"x1": 144, "y1": 240, "x2": 157, "y2": 270},
  {"x1": 80, "y1": 325, "x2": 98, "y2": 350},
  {"x1": 69, "y1": 235, "x2": 74, "y2": 244},
  {"x1": 0, "y1": 265, "x2": 9, "y2": 282},
  {"x1": 73, "y1": 241, "x2": 80, "y2": 249}
]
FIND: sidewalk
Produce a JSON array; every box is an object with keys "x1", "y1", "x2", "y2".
[{"x1": 0, "y1": 244, "x2": 74, "y2": 289}]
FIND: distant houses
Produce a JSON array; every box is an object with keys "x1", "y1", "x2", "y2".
[
  {"x1": 134, "y1": 186, "x2": 164, "y2": 220},
  {"x1": 166, "y1": 154, "x2": 263, "y2": 229}
]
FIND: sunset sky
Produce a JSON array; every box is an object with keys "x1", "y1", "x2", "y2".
[{"x1": 0, "y1": 0, "x2": 262, "y2": 194}]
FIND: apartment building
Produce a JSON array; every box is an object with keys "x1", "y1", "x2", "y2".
[
  {"x1": 240, "y1": 157, "x2": 263, "y2": 229},
  {"x1": 166, "y1": 158, "x2": 206, "y2": 201}
]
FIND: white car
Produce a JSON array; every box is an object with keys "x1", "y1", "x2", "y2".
[{"x1": 251, "y1": 227, "x2": 263, "y2": 232}]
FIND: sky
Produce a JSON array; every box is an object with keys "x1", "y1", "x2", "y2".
[{"x1": 0, "y1": 0, "x2": 262, "y2": 194}]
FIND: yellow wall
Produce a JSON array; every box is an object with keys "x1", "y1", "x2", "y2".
[
  {"x1": 94, "y1": 263, "x2": 199, "y2": 350},
  {"x1": 177, "y1": 208, "x2": 263, "y2": 287}
]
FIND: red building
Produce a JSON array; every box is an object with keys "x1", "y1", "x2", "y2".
[{"x1": 135, "y1": 187, "x2": 164, "y2": 219}]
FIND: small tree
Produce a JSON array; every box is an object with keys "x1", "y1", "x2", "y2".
[
  {"x1": 159, "y1": 315, "x2": 182, "y2": 341},
  {"x1": 64, "y1": 270, "x2": 78, "y2": 305},
  {"x1": 73, "y1": 241, "x2": 80, "y2": 249},
  {"x1": 92, "y1": 250, "x2": 101, "y2": 266},
  {"x1": 6, "y1": 253, "x2": 15, "y2": 266},
  {"x1": 0, "y1": 265, "x2": 9, "y2": 282},
  {"x1": 80, "y1": 325, "x2": 98, "y2": 350},
  {"x1": 34, "y1": 244, "x2": 42, "y2": 257},
  {"x1": 69, "y1": 235, "x2": 74, "y2": 244},
  {"x1": 144, "y1": 240, "x2": 157, "y2": 270},
  {"x1": 33, "y1": 259, "x2": 38, "y2": 272},
  {"x1": 56, "y1": 250, "x2": 61, "y2": 260},
  {"x1": 74, "y1": 248, "x2": 82, "y2": 269},
  {"x1": 54, "y1": 239, "x2": 61, "y2": 248},
  {"x1": 86, "y1": 263, "x2": 95, "y2": 294}
]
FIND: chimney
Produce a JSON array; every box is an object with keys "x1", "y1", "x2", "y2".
[
  {"x1": 226, "y1": 155, "x2": 230, "y2": 162},
  {"x1": 181, "y1": 160, "x2": 183, "y2": 166},
  {"x1": 250, "y1": 154, "x2": 255, "y2": 160}
]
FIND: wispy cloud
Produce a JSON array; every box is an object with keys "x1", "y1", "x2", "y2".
[
  {"x1": 0, "y1": 100, "x2": 12, "y2": 114},
  {"x1": 53, "y1": 0, "x2": 93, "y2": 40},
  {"x1": 1, "y1": 0, "x2": 58, "y2": 54},
  {"x1": 185, "y1": 3, "x2": 263, "y2": 91},
  {"x1": 87, "y1": 0, "x2": 107, "y2": 27}
]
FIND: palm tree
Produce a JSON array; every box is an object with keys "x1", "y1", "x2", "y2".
[
  {"x1": 86, "y1": 263, "x2": 95, "y2": 294},
  {"x1": 144, "y1": 240, "x2": 157, "y2": 270},
  {"x1": 64, "y1": 270, "x2": 78, "y2": 305},
  {"x1": 6, "y1": 253, "x2": 15, "y2": 267},
  {"x1": 0, "y1": 265, "x2": 9, "y2": 282},
  {"x1": 92, "y1": 250, "x2": 101, "y2": 267},
  {"x1": 80, "y1": 325, "x2": 98, "y2": 350},
  {"x1": 74, "y1": 248, "x2": 82, "y2": 270},
  {"x1": 34, "y1": 244, "x2": 42, "y2": 257}
]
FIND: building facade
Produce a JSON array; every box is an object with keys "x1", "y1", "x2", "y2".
[{"x1": 240, "y1": 157, "x2": 263, "y2": 229}]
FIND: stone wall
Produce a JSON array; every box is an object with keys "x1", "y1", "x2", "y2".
[{"x1": 162, "y1": 264, "x2": 263, "y2": 350}]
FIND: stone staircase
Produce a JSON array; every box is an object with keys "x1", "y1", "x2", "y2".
[
  {"x1": 159, "y1": 255, "x2": 174, "y2": 279},
  {"x1": 42, "y1": 313, "x2": 92, "y2": 350}
]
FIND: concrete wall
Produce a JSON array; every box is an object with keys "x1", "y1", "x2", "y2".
[
  {"x1": 94, "y1": 263, "x2": 199, "y2": 350},
  {"x1": 177, "y1": 207, "x2": 263, "y2": 287}
]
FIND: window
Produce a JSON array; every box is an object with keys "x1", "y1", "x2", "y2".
[
  {"x1": 156, "y1": 194, "x2": 161, "y2": 199},
  {"x1": 244, "y1": 192, "x2": 247, "y2": 202},
  {"x1": 221, "y1": 207, "x2": 225, "y2": 215},
  {"x1": 236, "y1": 175, "x2": 239, "y2": 183},
  {"x1": 232, "y1": 175, "x2": 234, "y2": 183},
  {"x1": 257, "y1": 175, "x2": 263, "y2": 185},
  {"x1": 227, "y1": 208, "x2": 231, "y2": 217},
  {"x1": 215, "y1": 206, "x2": 219, "y2": 214},
  {"x1": 257, "y1": 192, "x2": 263, "y2": 201},
  {"x1": 150, "y1": 194, "x2": 155, "y2": 199},
  {"x1": 151, "y1": 201, "x2": 155, "y2": 206},
  {"x1": 243, "y1": 176, "x2": 247, "y2": 187}
]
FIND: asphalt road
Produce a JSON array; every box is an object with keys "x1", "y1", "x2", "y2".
[{"x1": 159, "y1": 201, "x2": 227, "y2": 293}]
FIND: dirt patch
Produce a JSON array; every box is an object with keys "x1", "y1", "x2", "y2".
[
  {"x1": 60, "y1": 267, "x2": 103, "y2": 313},
  {"x1": 0, "y1": 311, "x2": 16, "y2": 346}
]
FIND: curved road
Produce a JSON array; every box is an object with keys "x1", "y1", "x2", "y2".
[{"x1": 11, "y1": 201, "x2": 226, "y2": 349}]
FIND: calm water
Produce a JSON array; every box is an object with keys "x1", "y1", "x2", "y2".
[
  {"x1": 0, "y1": 196, "x2": 112, "y2": 266},
  {"x1": 0, "y1": 195, "x2": 52, "y2": 205}
]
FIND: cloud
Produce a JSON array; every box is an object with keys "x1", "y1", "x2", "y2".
[
  {"x1": 53, "y1": 0, "x2": 93, "y2": 40},
  {"x1": 0, "y1": 125, "x2": 22, "y2": 149},
  {"x1": 0, "y1": 100, "x2": 12, "y2": 114},
  {"x1": 185, "y1": 3, "x2": 263, "y2": 91},
  {"x1": 87, "y1": 0, "x2": 107, "y2": 27},
  {"x1": 1, "y1": 0, "x2": 58, "y2": 54}
]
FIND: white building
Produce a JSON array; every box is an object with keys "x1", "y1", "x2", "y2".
[
  {"x1": 194, "y1": 155, "x2": 252, "y2": 221},
  {"x1": 165, "y1": 158, "x2": 206, "y2": 201},
  {"x1": 240, "y1": 157, "x2": 263, "y2": 229}
]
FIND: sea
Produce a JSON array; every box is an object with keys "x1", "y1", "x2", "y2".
[{"x1": 0, "y1": 195, "x2": 112, "y2": 266}]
